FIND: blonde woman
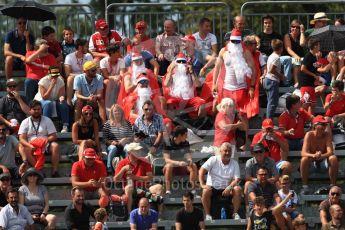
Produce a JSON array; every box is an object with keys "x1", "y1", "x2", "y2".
[
  {"x1": 102, "y1": 104, "x2": 133, "y2": 173},
  {"x1": 214, "y1": 98, "x2": 246, "y2": 148}
]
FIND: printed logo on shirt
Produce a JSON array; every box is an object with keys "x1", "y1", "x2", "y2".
[{"x1": 254, "y1": 217, "x2": 268, "y2": 230}]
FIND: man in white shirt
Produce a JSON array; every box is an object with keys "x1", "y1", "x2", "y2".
[
  {"x1": 199, "y1": 142, "x2": 241, "y2": 220},
  {"x1": 0, "y1": 189, "x2": 34, "y2": 230},
  {"x1": 64, "y1": 39, "x2": 93, "y2": 106},
  {"x1": 18, "y1": 100, "x2": 60, "y2": 177},
  {"x1": 193, "y1": 17, "x2": 217, "y2": 75}
]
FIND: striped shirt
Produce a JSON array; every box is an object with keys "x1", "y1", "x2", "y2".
[{"x1": 102, "y1": 120, "x2": 133, "y2": 144}]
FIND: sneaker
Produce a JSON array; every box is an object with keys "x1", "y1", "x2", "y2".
[
  {"x1": 300, "y1": 186, "x2": 309, "y2": 195},
  {"x1": 233, "y1": 213, "x2": 241, "y2": 220},
  {"x1": 61, "y1": 125, "x2": 68, "y2": 133},
  {"x1": 205, "y1": 214, "x2": 213, "y2": 221},
  {"x1": 165, "y1": 190, "x2": 171, "y2": 195}
]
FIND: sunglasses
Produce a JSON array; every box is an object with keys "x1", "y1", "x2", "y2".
[
  {"x1": 176, "y1": 60, "x2": 187, "y2": 64},
  {"x1": 83, "y1": 113, "x2": 93, "y2": 116},
  {"x1": 291, "y1": 25, "x2": 300, "y2": 29},
  {"x1": 138, "y1": 80, "x2": 149, "y2": 85},
  {"x1": 143, "y1": 108, "x2": 153, "y2": 111},
  {"x1": 231, "y1": 40, "x2": 241, "y2": 44},
  {"x1": 254, "y1": 151, "x2": 264, "y2": 154},
  {"x1": 7, "y1": 85, "x2": 17, "y2": 88},
  {"x1": 331, "y1": 192, "x2": 340, "y2": 196},
  {"x1": 89, "y1": 68, "x2": 97, "y2": 72}
]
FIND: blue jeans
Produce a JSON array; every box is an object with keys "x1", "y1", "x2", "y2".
[
  {"x1": 263, "y1": 78, "x2": 279, "y2": 118},
  {"x1": 107, "y1": 145, "x2": 126, "y2": 171},
  {"x1": 280, "y1": 56, "x2": 292, "y2": 86},
  {"x1": 24, "y1": 78, "x2": 39, "y2": 102},
  {"x1": 41, "y1": 100, "x2": 69, "y2": 125}
]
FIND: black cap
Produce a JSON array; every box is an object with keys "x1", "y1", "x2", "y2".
[
  {"x1": 252, "y1": 143, "x2": 266, "y2": 153},
  {"x1": 0, "y1": 173, "x2": 11, "y2": 180}
]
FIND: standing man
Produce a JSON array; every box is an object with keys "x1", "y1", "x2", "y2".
[
  {"x1": 18, "y1": 100, "x2": 60, "y2": 177},
  {"x1": 300, "y1": 115, "x2": 338, "y2": 194},
  {"x1": 199, "y1": 142, "x2": 242, "y2": 220},
  {"x1": 129, "y1": 198, "x2": 158, "y2": 230},
  {"x1": 233, "y1": 15, "x2": 254, "y2": 38},
  {"x1": 64, "y1": 187, "x2": 95, "y2": 230},
  {"x1": 155, "y1": 19, "x2": 183, "y2": 76},
  {"x1": 73, "y1": 61, "x2": 106, "y2": 123},
  {"x1": 0, "y1": 189, "x2": 34, "y2": 230},
  {"x1": 193, "y1": 17, "x2": 217, "y2": 75},
  {"x1": 4, "y1": 17, "x2": 34, "y2": 79},
  {"x1": 176, "y1": 191, "x2": 205, "y2": 230}
]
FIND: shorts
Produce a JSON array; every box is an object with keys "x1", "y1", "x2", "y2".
[
  {"x1": 300, "y1": 86, "x2": 316, "y2": 104},
  {"x1": 310, "y1": 159, "x2": 328, "y2": 173},
  {"x1": 167, "y1": 96, "x2": 205, "y2": 117},
  {"x1": 222, "y1": 88, "x2": 249, "y2": 114},
  {"x1": 276, "y1": 160, "x2": 289, "y2": 175}
]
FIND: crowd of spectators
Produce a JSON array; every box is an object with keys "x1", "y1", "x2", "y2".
[{"x1": 0, "y1": 10, "x2": 345, "y2": 229}]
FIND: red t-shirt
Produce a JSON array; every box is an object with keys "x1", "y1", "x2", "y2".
[
  {"x1": 325, "y1": 93, "x2": 345, "y2": 117},
  {"x1": 214, "y1": 111, "x2": 238, "y2": 146},
  {"x1": 251, "y1": 131, "x2": 287, "y2": 162},
  {"x1": 278, "y1": 108, "x2": 312, "y2": 139},
  {"x1": 115, "y1": 157, "x2": 152, "y2": 188},
  {"x1": 25, "y1": 51, "x2": 57, "y2": 80},
  {"x1": 47, "y1": 40, "x2": 62, "y2": 58},
  {"x1": 89, "y1": 30, "x2": 123, "y2": 54},
  {"x1": 71, "y1": 160, "x2": 107, "y2": 192}
]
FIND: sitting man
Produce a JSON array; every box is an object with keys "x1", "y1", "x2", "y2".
[
  {"x1": 247, "y1": 166, "x2": 281, "y2": 213},
  {"x1": 112, "y1": 143, "x2": 163, "y2": 214},
  {"x1": 4, "y1": 17, "x2": 34, "y2": 79},
  {"x1": 129, "y1": 198, "x2": 158, "y2": 230},
  {"x1": 199, "y1": 142, "x2": 242, "y2": 220},
  {"x1": 134, "y1": 100, "x2": 165, "y2": 155},
  {"x1": 252, "y1": 118, "x2": 291, "y2": 175},
  {"x1": 163, "y1": 125, "x2": 198, "y2": 195},
  {"x1": 244, "y1": 143, "x2": 279, "y2": 201},
  {"x1": 278, "y1": 94, "x2": 313, "y2": 151},
  {"x1": 18, "y1": 100, "x2": 60, "y2": 177},
  {"x1": 0, "y1": 173, "x2": 12, "y2": 210},
  {"x1": 64, "y1": 187, "x2": 95, "y2": 230},
  {"x1": 324, "y1": 80, "x2": 345, "y2": 125},
  {"x1": 319, "y1": 186, "x2": 345, "y2": 228},
  {"x1": 0, "y1": 78, "x2": 29, "y2": 132},
  {"x1": 71, "y1": 148, "x2": 107, "y2": 199},
  {"x1": 164, "y1": 53, "x2": 206, "y2": 118},
  {"x1": 0, "y1": 188, "x2": 34, "y2": 230},
  {"x1": 0, "y1": 122, "x2": 27, "y2": 179},
  {"x1": 300, "y1": 115, "x2": 338, "y2": 194},
  {"x1": 323, "y1": 204, "x2": 345, "y2": 230},
  {"x1": 73, "y1": 61, "x2": 106, "y2": 123},
  {"x1": 176, "y1": 191, "x2": 205, "y2": 230}
]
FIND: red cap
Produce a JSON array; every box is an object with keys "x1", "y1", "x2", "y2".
[
  {"x1": 83, "y1": 148, "x2": 96, "y2": 159},
  {"x1": 135, "y1": 21, "x2": 147, "y2": 29},
  {"x1": 230, "y1": 29, "x2": 242, "y2": 41},
  {"x1": 136, "y1": 72, "x2": 149, "y2": 84},
  {"x1": 132, "y1": 52, "x2": 143, "y2": 61},
  {"x1": 182, "y1": 34, "x2": 196, "y2": 43},
  {"x1": 262, "y1": 118, "x2": 274, "y2": 129},
  {"x1": 95, "y1": 19, "x2": 108, "y2": 30},
  {"x1": 82, "y1": 105, "x2": 93, "y2": 113},
  {"x1": 313, "y1": 115, "x2": 328, "y2": 125},
  {"x1": 175, "y1": 52, "x2": 186, "y2": 61}
]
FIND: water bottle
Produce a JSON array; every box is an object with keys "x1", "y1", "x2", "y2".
[
  {"x1": 127, "y1": 169, "x2": 133, "y2": 187},
  {"x1": 221, "y1": 207, "x2": 226, "y2": 219}
]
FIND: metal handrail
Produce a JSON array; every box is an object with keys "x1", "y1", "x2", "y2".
[{"x1": 241, "y1": 0, "x2": 345, "y2": 16}]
